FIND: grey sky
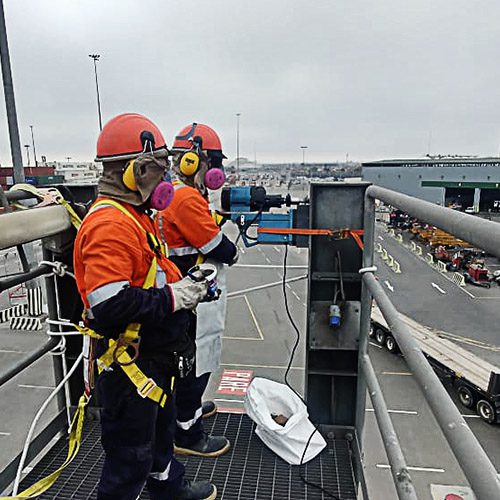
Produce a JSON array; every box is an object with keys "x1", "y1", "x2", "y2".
[{"x1": 1, "y1": 0, "x2": 499, "y2": 165}]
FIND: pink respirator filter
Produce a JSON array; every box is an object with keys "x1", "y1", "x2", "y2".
[
  {"x1": 204, "y1": 169, "x2": 226, "y2": 190},
  {"x1": 150, "y1": 181, "x2": 174, "y2": 211}
]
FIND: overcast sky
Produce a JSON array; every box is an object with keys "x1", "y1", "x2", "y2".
[{"x1": 1, "y1": 0, "x2": 500, "y2": 165}]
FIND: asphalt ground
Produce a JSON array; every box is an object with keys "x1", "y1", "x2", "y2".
[{"x1": 1, "y1": 215, "x2": 499, "y2": 499}]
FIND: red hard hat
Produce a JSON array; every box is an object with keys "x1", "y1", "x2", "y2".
[
  {"x1": 172, "y1": 123, "x2": 226, "y2": 158},
  {"x1": 95, "y1": 113, "x2": 167, "y2": 162}
]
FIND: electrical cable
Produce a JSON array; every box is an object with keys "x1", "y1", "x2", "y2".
[
  {"x1": 234, "y1": 207, "x2": 264, "y2": 245},
  {"x1": 281, "y1": 244, "x2": 342, "y2": 500}
]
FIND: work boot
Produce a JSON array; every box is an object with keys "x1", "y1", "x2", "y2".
[
  {"x1": 202, "y1": 400, "x2": 217, "y2": 419},
  {"x1": 175, "y1": 478, "x2": 217, "y2": 500},
  {"x1": 175, "y1": 433, "x2": 231, "y2": 458}
]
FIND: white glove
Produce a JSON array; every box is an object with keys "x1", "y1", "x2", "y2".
[{"x1": 169, "y1": 276, "x2": 208, "y2": 312}]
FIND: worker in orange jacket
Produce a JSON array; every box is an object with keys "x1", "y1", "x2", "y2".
[
  {"x1": 74, "y1": 114, "x2": 217, "y2": 500},
  {"x1": 157, "y1": 123, "x2": 238, "y2": 458}
]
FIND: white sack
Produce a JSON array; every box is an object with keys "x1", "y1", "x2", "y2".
[{"x1": 244, "y1": 377, "x2": 326, "y2": 465}]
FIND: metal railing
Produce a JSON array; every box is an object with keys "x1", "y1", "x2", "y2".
[
  {"x1": 0, "y1": 199, "x2": 72, "y2": 494},
  {"x1": 358, "y1": 185, "x2": 500, "y2": 500}
]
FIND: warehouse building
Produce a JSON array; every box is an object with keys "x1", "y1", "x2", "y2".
[{"x1": 362, "y1": 157, "x2": 500, "y2": 212}]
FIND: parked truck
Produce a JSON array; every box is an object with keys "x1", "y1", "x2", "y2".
[{"x1": 371, "y1": 306, "x2": 500, "y2": 424}]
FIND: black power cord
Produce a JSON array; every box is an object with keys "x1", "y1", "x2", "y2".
[{"x1": 281, "y1": 244, "x2": 342, "y2": 500}]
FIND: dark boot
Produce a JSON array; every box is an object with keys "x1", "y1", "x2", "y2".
[
  {"x1": 175, "y1": 433, "x2": 230, "y2": 458},
  {"x1": 175, "y1": 479, "x2": 217, "y2": 500},
  {"x1": 201, "y1": 401, "x2": 217, "y2": 419}
]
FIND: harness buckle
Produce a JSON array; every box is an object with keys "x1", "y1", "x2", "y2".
[
  {"x1": 137, "y1": 378, "x2": 157, "y2": 399},
  {"x1": 112, "y1": 334, "x2": 141, "y2": 366}
]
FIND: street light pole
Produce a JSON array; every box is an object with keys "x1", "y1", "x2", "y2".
[
  {"x1": 24, "y1": 144, "x2": 30, "y2": 166},
  {"x1": 300, "y1": 145, "x2": 308, "y2": 165},
  {"x1": 30, "y1": 125, "x2": 38, "y2": 167},
  {"x1": 0, "y1": 0, "x2": 24, "y2": 182},
  {"x1": 236, "y1": 113, "x2": 241, "y2": 177},
  {"x1": 89, "y1": 54, "x2": 103, "y2": 131}
]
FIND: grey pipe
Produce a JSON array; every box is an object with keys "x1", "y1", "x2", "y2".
[
  {"x1": 361, "y1": 355, "x2": 418, "y2": 500},
  {"x1": 367, "y1": 185, "x2": 500, "y2": 259},
  {"x1": 0, "y1": 206, "x2": 71, "y2": 250},
  {"x1": 0, "y1": 337, "x2": 59, "y2": 388},
  {"x1": 363, "y1": 273, "x2": 500, "y2": 500}
]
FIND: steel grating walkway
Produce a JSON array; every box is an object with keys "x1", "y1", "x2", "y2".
[{"x1": 19, "y1": 412, "x2": 357, "y2": 499}]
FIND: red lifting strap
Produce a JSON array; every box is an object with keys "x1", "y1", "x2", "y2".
[{"x1": 257, "y1": 228, "x2": 364, "y2": 250}]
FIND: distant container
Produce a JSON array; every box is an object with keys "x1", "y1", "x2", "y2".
[{"x1": 36, "y1": 175, "x2": 65, "y2": 185}]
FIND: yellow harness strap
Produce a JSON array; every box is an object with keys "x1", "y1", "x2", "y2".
[
  {"x1": 0, "y1": 395, "x2": 88, "y2": 500},
  {"x1": 9, "y1": 184, "x2": 83, "y2": 230},
  {"x1": 85, "y1": 199, "x2": 170, "y2": 407}
]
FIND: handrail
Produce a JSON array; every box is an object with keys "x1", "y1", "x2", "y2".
[
  {"x1": 365, "y1": 186, "x2": 500, "y2": 500},
  {"x1": 361, "y1": 355, "x2": 418, "y2": 500},
  {"x1": 367, "y1": 185, "x2": 500, "y2": 259},
  {"x1": 0, "y1": 337, "x2": 60, "y2": 388},
  {"x1": 0, "y1": 205, "x2": 70, "y2": 250}
]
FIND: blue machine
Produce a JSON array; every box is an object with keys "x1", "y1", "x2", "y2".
[{"x1": 220, "y1": 186, "x2": 305, "y2": 247}]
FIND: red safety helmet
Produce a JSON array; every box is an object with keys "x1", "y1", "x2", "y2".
[
  {"x1": 95, "y1": 113, "x2": 168, "y2": 162},
  {"x1": 172, "y1": 123, "x2": 226, "y2": 158}
]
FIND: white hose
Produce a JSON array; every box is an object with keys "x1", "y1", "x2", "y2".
[{"x1": 12, "y1": 352, "x2": 83, "y2": 496}]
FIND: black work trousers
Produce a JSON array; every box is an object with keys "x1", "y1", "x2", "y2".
[{"x1": 96, "y1": 359, "x2": 184, "y2": 500}]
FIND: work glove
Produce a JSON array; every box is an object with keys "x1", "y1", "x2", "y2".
[
  {"x1": 229, "y1": 246, "x2": 239, "y2": 266},
  {"x1": 169, "y1": 276, "x2": 208, "y2": 312}
]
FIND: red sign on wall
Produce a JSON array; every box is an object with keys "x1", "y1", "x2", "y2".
[{"x1": 217, "y1": 369, "x2": 253, "y2": 396}]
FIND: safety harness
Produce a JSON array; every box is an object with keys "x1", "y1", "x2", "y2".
[{"x1": 78, "y1": 199, "x2": 172, "y2": 407}]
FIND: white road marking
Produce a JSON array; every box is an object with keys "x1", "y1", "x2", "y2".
[
  {"x1": 302, "y1": 302, "x2": 307, "y2": 307},
  {"x1": 461, "y1": 414, "x2": 482, "y2": 419},
  {"x1": 274, "y1": 246, "x2": 281, "y2": 253},
  {"x1": 431, "y1": 282, "x2": 447, "y2": 294},
  {"x1": 378, "y1": 236, "x2": 384, "y2": 241},
  {"x1": 227, "y1": 275, "x2": 306, "y2": 297},
  {"x1": 257, "y1": 247, "x2": 264, "y2": 254},
  {"x1": 0, "y1": 349, "x2": 26, "y2": 354},
  {"x1": 384, "y1": 280, "x2": 394, "y2": 292},
  {"x1": 474, "y1": 297, "x2": 500, "y2": 300},
  {"x1": 380, "y1": 371, "x2": 413, "y2": 376},
  {"x1": 376, "y1": 464, "x2": 445, "y2": 473},
  {"x1": 366, "y1": 408, "x2": 418, "y2": 415},
  {"x1": 18, "y1": 384, "x2": 55, "y2": 390},
  {"x1": 233, "y1": 264, "x2": 306, "y2": 269},
  {"x1": 220, "y1": 362, "x2": 304, "y2": 370},
  {"x1": 0, "y1": 431, "x2": 11, "y2": 436},
  {"x1": 264, "y1": 256, "x2": 271, "y2": 264},
  {"x1": 286, "y1": 283, "x2": 292, "y2": 290},
  {"x1": 239, "y1": 246, "x2": 245, "y2": 254},
  {"x1": 369, "y1": 341, "x2": 383, "y2": 349},
  {"x1": 292, "y1": 291, "x2": 301, "y2": 301},
  {"x1": 243, "y1": 295, "x2": 264, "y2": 340}
]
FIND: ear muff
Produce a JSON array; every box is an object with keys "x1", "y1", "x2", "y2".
[
  {"x1": 179, "y1": 151, "x2": 200, "y2": 176},
  {"x1": 122, "y1": 160, "x2": 138, "y2": 191}
]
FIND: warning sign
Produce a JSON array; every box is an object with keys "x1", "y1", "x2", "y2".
[{"x1": 217, "y1": 369, "x2": 253, "y2": 396}]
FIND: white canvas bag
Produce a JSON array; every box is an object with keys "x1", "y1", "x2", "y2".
[{"x1": 244, "y1": 377, "x2": 326, "y2": 465}]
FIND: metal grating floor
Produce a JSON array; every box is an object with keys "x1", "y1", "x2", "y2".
[{"x1": 19, "y1": 413, "x2": 357, "y2": 499}]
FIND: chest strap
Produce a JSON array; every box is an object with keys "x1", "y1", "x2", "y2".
[{"x1": 81, "y1": 199, "x2": 172, "y2": 407}]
